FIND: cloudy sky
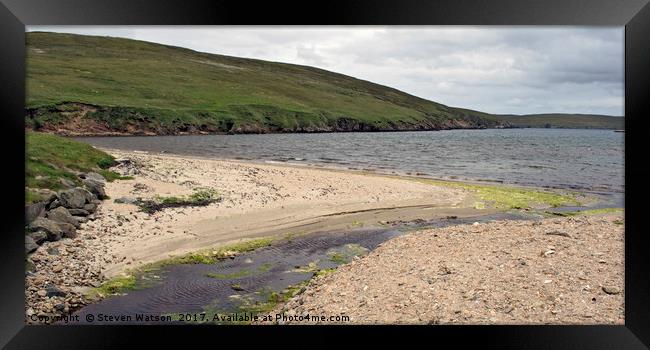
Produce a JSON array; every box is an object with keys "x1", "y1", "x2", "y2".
[{"x1": 28, "y1": 26, "x2": 624, "y2": 116}]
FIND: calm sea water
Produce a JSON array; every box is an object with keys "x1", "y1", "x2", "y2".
[{"x1": 76, "y1": 129, "x2": 624, "y2": 194}]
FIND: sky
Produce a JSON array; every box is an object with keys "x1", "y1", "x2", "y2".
[{"x1": 27, "y1": 26, "x2": 624, "y2": 116}]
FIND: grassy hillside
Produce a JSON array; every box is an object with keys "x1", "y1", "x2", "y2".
[
  {"x1": 26, "y1": 131, "x2": 129, "y2": 203},
  {"x1": 496, "y1": 114, "x2": 624, "y2": 130},
  {"x1": 25, "y1": 32, "x2": 507, "y2": 135}
]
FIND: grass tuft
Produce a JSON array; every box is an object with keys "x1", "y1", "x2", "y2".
[
  {"x1": 26, "y1": 131, "x2": 128, "y2": 202},
  {"x1": 136, "y1": 187, "x2": 221, "y2": 214},
  {"x1": 87, "y1": 275, "x2": 136, "y2": 298}
]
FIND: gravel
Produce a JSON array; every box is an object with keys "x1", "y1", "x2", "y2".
[{"x1": 276, "y1": 214, "x2": 624, "y2": 325}]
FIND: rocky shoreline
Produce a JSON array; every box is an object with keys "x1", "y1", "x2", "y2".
[
  {"x1": 26, "y1": 102, "x2": 511, "y2": 137},
  {"x1": 25, "y1": 174, "x2": 107, "y2": 322},
  {"x1": 24, "y1": 159, "x2": 142, "y2": 323}
]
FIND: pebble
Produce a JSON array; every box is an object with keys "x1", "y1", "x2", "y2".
[{"x1": 602, "y1": 286, "x2": 620, "y2": 295}]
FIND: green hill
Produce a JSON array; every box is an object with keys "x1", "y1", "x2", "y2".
[
  {"x1": 495, "y1": 114, "x2": 624, "y2": 130},
  {"x1": 25, "y1": 32, "x2": 621, "y2": 134},
  {"x1": 25, "y1": 32, "x2": 509, "y2": 135}
]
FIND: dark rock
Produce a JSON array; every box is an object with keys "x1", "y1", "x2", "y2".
[
  {"x1": 54, "y1": 304, "x2": 66, "y2": 312},
  {"x1": 58, "y1": 188, "x2": 93, "y2": 209},
  {"x1": 46, "y1": 207, "x2": 80, "y2": 228},
  {"x1": 58, "y1": 222, "x2": 77, "y2": 239},
  {"x1": 83, "y1": 203, "x2": 98, "y2": 213},
  {"x1": 25, "y1": 236, "x2": 39, "y2": 254},
  {"x1": 76, "y1": 217, "x2": 89, "y2": 224},
  {"x1": 48, "y1": 199, "x2": 61, "y2": 210},
  {"x1": 82, "y1": 179, "x2": 107, "y2": 199},
  {"x1": 43, "y1": 191, "x2": 58, "y2": 205},
  {"x1": 25, "y1": 202, "x2": 46, "y2": 224},
  {"x1": 45, "y1": 285, "x2": 67, "y2": 298},
  {"x1": 28, "y1": 217, "x2": 64, "y2": 241},
  {"x1": 602, "y1": 286, "x2": 621, "y2": 295},
  {"x1": 231, "y1": 284, "x2": 245, "y2": 291},
  {"x1": 28, "y1": 231, "x2": 48, "y2": 244},
  {"x1": 68, "y1": 208, "x2": 90, "y2": 216},
  {"x1": 115, "y1": 197, "x2": 137, "y2": 204},
  {"x1": 545, "y1": 230, "x2": 571, "y2": 238}
]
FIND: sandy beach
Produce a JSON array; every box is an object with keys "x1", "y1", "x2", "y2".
[
  {"x1": 92, "y1": 150, "x2": 477, "y2": 277},
  {"x1": 25, "y1": 149, "x2": 624, "y2": 325},
  {"x1": 26, "y1": 149, "x2": 480, "y2": 320}
]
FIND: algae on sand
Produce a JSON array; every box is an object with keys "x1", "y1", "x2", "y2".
[
  {"x1": 417, "y1": 178, "x2": 581, "y2": 210},
  {"x1": 327, "y1": 243, "x2": 369, "y2": 264}
]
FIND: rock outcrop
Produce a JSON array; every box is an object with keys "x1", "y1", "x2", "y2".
[{"x1": 25, "y1": 172, "x2": 108, "y2": 255}]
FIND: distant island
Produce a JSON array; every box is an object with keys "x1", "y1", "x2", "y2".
[{"x1": 25, "y1": 32, "x2": 623, "y2": 135}]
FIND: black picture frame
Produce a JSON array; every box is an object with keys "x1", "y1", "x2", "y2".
[{"x1": 1, "y1": 0, "x2": 648, "y2": 348}]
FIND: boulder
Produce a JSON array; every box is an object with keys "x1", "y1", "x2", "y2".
[
  {"x1": 25, "y1": 202, "x2": 46, "y2": 224},
  {"x1": 46, "y1": 207, "x2": 80, "y2": 228},
  {"x1": 27, "y1": 231, "x2": 48, "y2": 244},
  {"x1": 58, "y1": 188, "x2": 93, "y2": 209},
  {"x1": 68, "y1": 208, "x2": 90, "y2": 216},
  {"x1": 58, "y1": 222, "x2": 77, "y2": 239},
  {"x1": 82, "y1": 179, "x2": 107, "y2": 199},
  {"x1": 42, "y1": 190, "x2": 58, "y2": 205},
  {"x1": 47, "y1": 199, "x2": 61, "y2": 210},
  {"x1": 25, "y1": 236, "x2": 39, "y2": 254},
  {"x1": 28, "y1": 217, "x2": 64, "y2": 241},
  {"x1": 28, "y1": 218, "x2": 76, "y2": 241},
  {"x1": 83, "y1": 203, "x2": 98, "y2": 213},
  {"x1": 81, "y1": 172, "x2": 106, "y2": 183}
]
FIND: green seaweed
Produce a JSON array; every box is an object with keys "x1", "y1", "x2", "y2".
[
  {"x1": 157, "y1": 237, "x2": 275, "y2": 266},
  {"x1": 418, "y1": 178, "x2": 581, "y2": 210},
  {"x1": 547, "y1": 207, "x2": 623, "y2": 217},
  {"x1": 206, "y1": 263, "x2": 274, "y2": 279}
]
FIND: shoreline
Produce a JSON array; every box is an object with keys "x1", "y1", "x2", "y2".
[
  {"x1": 30, "y1": 125, "x2": 623, "y2": 139},
  {"x1": 25, "y1": 148, "x2": 618, "y2": 323},
  {"x1": 26, "y1": 149, "x2": 481, "y2": 321},
  {"x1": 93, "y1": 146, "x2": 622, "y2": 197}
]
